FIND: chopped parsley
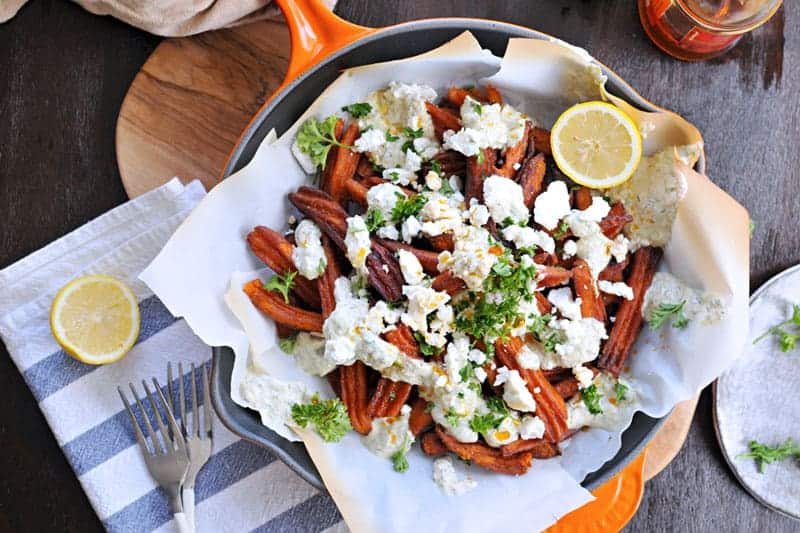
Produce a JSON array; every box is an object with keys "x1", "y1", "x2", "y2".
[
  {"x1": 753, "y1": 304, "x2": 800, "y2": 352},
  {"x1": 454, "y1": 252, "x2": 538, "y2": 342},
  {"x1": 341, "y1": 102, "x2": 372, "y2": 117},
  {"x1": 401, "y1": 127, "x2": 424, "y2": 153},
  {"x1": 649, "y1": 301, "x2": 689, "y2": 330},
  {"x1": 472, "y1": 103, "x2": 483, "y2": 116},
  {"x1": 552, "y1": 220, "x2": 570, "y2": 239},
  {"x1": 390, "y1": 192, "x2": 427, "y2": 222},
  {"x1": 430, "y1": 159, "x2": 443, "y2": 175},
  {"x1": 386, "y1": 131, "x2": 400, "y2": 142},
  {"x1": 291, "y1": 394, "x2": 352, "y2": 442},
  {"x1": 614, "y1": 382, "x2": 628, "y2": 402},
  {"x1": 316, "y1": 258, "x2": 327, "y2": 276},
  {"x1": 439, "y1": 178, "x2": 455, "y2": 195},
  {"x1": 391, "y1": 438, "x2": 411, "y2": 473},
  {"x1": 469, "y1": 412, "x2": 504, "y2": 434},
  {"x1": 364, "y1": 207, "x2": 385, "y2": 232},
  {"x1": 296, "y1": 116, "x2": 352, "y2": 169},
  {"x1": 413, "y1": 332, "x2": 437, "y2": 357},
  {"x1": 485, "y1": 395, "x2": 509, "y2": 416},
  {"x1": 444, "y1": 409, "x2": 462, "y2": 427},
  {"x1": 278, "y1": 335, "x2": 296, "y2": 354},
  {"x1": 582, "y1": 384, "x2": 603, "y2": 415},
  {"x1": 263, "y1": 271, "x2": 297, "y2": 304},
  {"x1": 425, "y1": 401, "x2": 435, "y2": 414},
  {"x1": 459, "y1": 363, "x2": 476, "y2": 383},
  {"x1": 476, "y1": 150, "x2": 485, "y2": 165},
  {"x1": 737, "y1": 438, "x2": 800, "y2": 473}
]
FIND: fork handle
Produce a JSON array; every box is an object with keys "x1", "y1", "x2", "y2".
[
  {"x1": 183, "y1": 488, "x2": 196, "y2": 532},
  {"x1": 174, "y1": 512, "x2": 192, "y2": 533}
]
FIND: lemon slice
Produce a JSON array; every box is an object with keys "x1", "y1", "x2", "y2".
[
  {"x1": 550, "y1": 101, "x2": 642, "y2": 189},
  {"x1": 50, "y1": 275, "x2": 140, "y2": 365}
]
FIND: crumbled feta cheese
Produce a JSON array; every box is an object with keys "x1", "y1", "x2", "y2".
[
  {"x1": 502, "y1": 225, "x2": 555, "y2": 253},
  {"x1": 517, "y1": 343, "x2": 541, "y2": 370},
  {"x1": 401, "y1": 285, "x2": 450, "y2": 332},
  {"x1": 467, "y1": 348, "x2": 487, "y2": 365},
  {"x1": 355, "y1": 82, "x2": 441, "y2": 171},
  {"x1": 442, "y1": 96, "x2": 527, "y2": 156},
  {"x1": 474, "y1": 367, "x2": 487, "y2": 382},
  {"x1": 533, "y1": 181, "x2": 571, "y2": 230},
  {"x1": 433, "y1": 457, "x2": 477, "y2": 495},
  {"x1": 483, "y1": 176, "x2": 529, "y2": 226},
  {"x1": 572, "y1": 365, "x2": 594, "y2": 388},
  {"x1": 288, "y1": 215, "x2": 297, "y2": 225},
  {"x1": 397, "y1": 249, "x2": 425, "y2": 285},
  {"x1": 519, "y1": 415, "x2": 546, "y2": 440},
  {"x1": 484, "y1": 415, "x2": 520, "y2": 447},
  {"x1": 367, "y1": 183, "x2": 404, "y2": 221},
  {"x1": 383, "y1": 167, "x2": 417, "y2": 186},
  {"x1": 562, "y1": 239, "x2": 577, "y2": 258},
  {"x1": 437, "y1": 225, "x2": 498, "y2": 290},
  {"x1": 291, "y1": 220, "x2": 327, "y2": 280},
  {"x1": 598, "y1": 280, "x2": 634, "y2": 301},
  {"x1": 376, "y1": 225, "x2": 399, "y2": 240},
  {"x1": 548, "y1": 287, "x2": 583, "y2": 321},
  {"x1": 494, "y1": 366, "x2": 510, "y2": 386},
  {"x1": 579, "y1": 196, "x2": 611, "y2": 222},
  {"x1": 420, "y1": 193, "x2": 463, "y2": 237},
  {"x1": 551, "y1": 317, "x2": 608, "y2": 367},
  {"x1": 501, "y1": 370, "x2": 537, "y2": 412},
  {"x1": 344, "y1": 216, "x2": 371, "y2": 273},
  {"x1": 467, "y1": 202, "x2": 490, "y2": 227},
  {"x1": 401, "y1": 215, "x2": 422, "y2": 243},
  {"x1": 425, "y1": 170, "x2": 442, "y2": 191}
]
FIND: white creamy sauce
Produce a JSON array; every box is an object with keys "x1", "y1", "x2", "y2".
[
  {"x1": 240, "y1": 372, "x2": 310, "y2": 431},
  {"x1": 291, "y1": 220, "x2": 327, "y2": 280},
  {"x1": 608, "y1": 147, "x2": 688, "y2": 250},
  {"x1": 363, "y1": 405, "x2": 414, "y2": 459},
  {"x1": 433, "y1": 456, "x2": 477, "y2": 496},
  {"x1": 643, "y1": 272, "x2": 727, "y2": 326},
  {"x1": 292, "y1": 332, "x2": 336, "y2": 376},
  {"x1": 567, "y1": 373, "x2": 635, "y2": 431}
]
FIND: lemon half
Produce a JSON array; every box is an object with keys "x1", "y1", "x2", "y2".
[
  {"x1": 50, "y1": 275, "x2": 140, "y2": 365},
  {"x1": 550, "y1": 101, "x2": 642, "y2": 189}
]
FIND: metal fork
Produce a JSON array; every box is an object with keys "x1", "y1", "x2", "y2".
[
  {"x1": 167, "y1": 362, "x2": 213, "y2": 532},
  {"x1": 119, "y1": 380, "x2": 192, "y2": 533}
]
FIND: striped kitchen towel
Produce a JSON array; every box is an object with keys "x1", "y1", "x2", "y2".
[{"x1": 0, "y1": 178, "x2": 345, "y2": 533}]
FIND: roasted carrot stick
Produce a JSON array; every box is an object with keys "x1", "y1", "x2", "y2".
[
  {"x1": 243, "y1": 279, "x2": 324, "y2": 332},
  {"x1": 340, "y1": 361, "x2": 373, "y2": 434}
]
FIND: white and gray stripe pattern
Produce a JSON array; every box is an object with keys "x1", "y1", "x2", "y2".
[{"x1": 0, "y1": 179, "x2": 344, "y2": 532}]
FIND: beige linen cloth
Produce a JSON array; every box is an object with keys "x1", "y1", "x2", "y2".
[{"x1": 1, "y1": 0, "x2": 336, "y2": 36}]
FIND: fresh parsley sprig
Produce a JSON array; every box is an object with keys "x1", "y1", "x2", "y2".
[
  {"x1": 263, "y1": 271, "x2": 297, "y2": 304},
  {"x1": 390, "y1": 192, "x2": 426, "y2": 222},
  {"x1": 364, "y1": 207, "x2": 385, "y2": 232},
  {"x1": 737, "y1": 438, "x2": 800, "y2": 473},
  {"x1": 469, "y1": 413, "x2": 505, "y2": 434},
  {"x1": 278, "y1": 335, "x2": 297, "y2": 354},
  {"x1": 552, "y1": 220, "x2": 570, "y2": 239},
  {"x1": 291, "y1": 394, "x2": 352, "y2": 442},
  {"x1": 296, "y1": 116, "x2": 353, "y2": 169},
  {"x1": 391, "y1": 437, "x2": 412, "y2": 473},
  {"x1": 341, "y1": 102, "x2": 372, "y2": 117},
  {"x1": 753, "y1": 304, "x2": 800, "y2": 352},
  {"x1": 582, "y1": 384, "x2": 603, "y2": 415},
  {"x1": 614, "y1": 382, "x2": 628, "y2": 402},
  {"x1": 649, "y1": 301, "x2": 689, "y2": 330}
]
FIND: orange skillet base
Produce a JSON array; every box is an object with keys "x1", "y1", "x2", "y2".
[{"x1": 547, "y1": 451, "x2": 647, "y2": 533}]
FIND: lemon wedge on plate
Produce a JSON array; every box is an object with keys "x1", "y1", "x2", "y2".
[
  {"x1": 50, "y1": 275, "x2": 140, "y2": 365},
  {"x1": 550, "y1": 101, "x2": 642, "y2": 189}
]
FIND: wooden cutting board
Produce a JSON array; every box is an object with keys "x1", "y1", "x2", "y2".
[{"x1": 115, "y1": 17, "x2": 698, "y2": 481}]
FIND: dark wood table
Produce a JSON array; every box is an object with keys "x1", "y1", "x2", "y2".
[{"x1": 1, "y1": 1, "x2": 797, "y2": 531}]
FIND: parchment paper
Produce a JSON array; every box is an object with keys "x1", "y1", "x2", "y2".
[{"x1": 140, "y1": 31, "x2": 749, "y2": 531}]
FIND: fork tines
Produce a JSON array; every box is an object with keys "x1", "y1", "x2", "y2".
[
  {"x1": 166, "y1": 362, "x2": 213, "y2": 441},
  {"x1": 118, "y1": 380, "x2": 186, "y2": 456}
]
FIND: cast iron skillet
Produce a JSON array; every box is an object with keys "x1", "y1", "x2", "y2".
[{"x1": 211, "y1": 0, "x2": 674, "y2": 492}]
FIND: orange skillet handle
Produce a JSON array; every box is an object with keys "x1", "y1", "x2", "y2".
[
  {"x1": 545, "y1": 449, "x2": 647, "y2": 532},
  {"x1": 274, "y1": 0, "x2": 375, "y2": 85}
]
